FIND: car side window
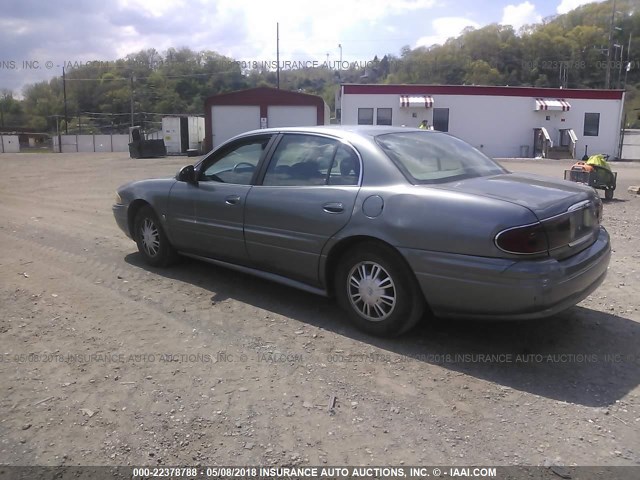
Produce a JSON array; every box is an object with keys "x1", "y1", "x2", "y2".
[
  {"x1": 200, "y1": 136, "x2": 271, "y2": 185},
  {"x1": 327, "y1": 144, "x2": 361, "y2": 186},
  {"x1": 263, "y1": 134, "x2": 339, "y2": 186}
]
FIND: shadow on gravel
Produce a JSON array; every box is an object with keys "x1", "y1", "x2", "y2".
[{"x1": 126, "y1": 253, "x2": 639, "y2": 408}]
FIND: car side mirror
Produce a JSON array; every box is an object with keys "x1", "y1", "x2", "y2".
[{"x1": 177, "y1": 164, "x2": 197, "y2": 184}]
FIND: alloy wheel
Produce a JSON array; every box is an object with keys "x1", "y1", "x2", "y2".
[
  {"x1": 347, "y1": 261, "x2": 397, "y2": 321},
  {"x1": 140, "y1": 217, "x2": 160, "y2": 257}
]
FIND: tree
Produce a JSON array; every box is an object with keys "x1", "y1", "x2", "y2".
[
  {"x1": 465, "y1": 60, "x2": 503, "y2": 85},
  {"x1": 0, "y1": 89, "x2": 24, "y2": 128}
]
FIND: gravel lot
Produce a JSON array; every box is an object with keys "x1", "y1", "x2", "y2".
[{"x1": 0, "y1": 153, "x2": 639, "y2": 468}]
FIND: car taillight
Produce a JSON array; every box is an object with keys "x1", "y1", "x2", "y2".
[
  {"x1": 595, "y1": 197, "x2": 603, "y2": 222},
  {"x1": 541, "y1": 215, "x2": 572, "y2": 251},
  {"x1": 495, "y1": 223, "x2": 548, "y2": 255}
]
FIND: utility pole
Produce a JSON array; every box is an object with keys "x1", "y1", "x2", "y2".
[
  {"x1": 616, "y1": 44, "x2": 624, "y2": 89},
  {"x1": 130, "y1": 75, "x2": 135, "y2": 127},
  {"x1": 605, "y1": 0, "x2": 617, "y2": 89},
  {"x1": 623, "y1": 32, "x2": 632, "y2": 89},
  {"x1": 55, "y1": 115, "x2": 61, "y2": 153},
  {"x1": 618, "y1": 113, "x2": 627, "y2": 159},
  {"x1": 0, "y1": 92, "x2": 5, "y2": 128},
  {"x1": 559, "y1": 62, "x2": 568, "y2": 88},
  {"x1": 62, "y1": 67, "x2": 68, "y2": 134},
  {"x1": 276, "y1": 23, "x2": 280, "y2": 89}
]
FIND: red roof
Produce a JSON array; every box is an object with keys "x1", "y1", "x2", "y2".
[
  {"x1": 205, "y1": 87, "x2": 326, "y2": 106},
  {"x1": 342, "y1": 84, "x2": 624, "y2": 100}
]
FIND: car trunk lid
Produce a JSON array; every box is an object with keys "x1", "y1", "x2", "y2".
[
  {"x1": 435, "y1": 173, "x2": 592, "y2": 218},
  {"x1": 434, "y1": 173, "x2": 602, "y2": 259}
]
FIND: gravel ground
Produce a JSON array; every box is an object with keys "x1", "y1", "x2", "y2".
[{"x1": 0, "y1": 153, "x2": 638, "y2": 469}]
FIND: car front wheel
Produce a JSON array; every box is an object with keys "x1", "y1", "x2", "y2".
[
  {"x1": 335, "y1": 243, "x2": 425, "y2": 337},
  {"x1": 134, "y1": 205, "x2": 177, "y2": 267}
]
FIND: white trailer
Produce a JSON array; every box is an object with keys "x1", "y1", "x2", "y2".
[
  {"x1": 0, "y1": 134, "x2": 20, "y2": 153},
  {"x1": 162, "y1": 116, "x2": 205, "y2": 154}
]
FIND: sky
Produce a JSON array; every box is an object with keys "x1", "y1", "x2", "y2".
[{"x1": 0, "y1": 0, "x2": 603, "y2": 95}]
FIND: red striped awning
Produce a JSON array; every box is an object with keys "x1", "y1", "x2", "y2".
[
  {"x1": 400, "y1": 95, "x2": 434, "y2": 108},
  {"x1": 535, "y1": 98, "x2": 571, "y2": 111}
]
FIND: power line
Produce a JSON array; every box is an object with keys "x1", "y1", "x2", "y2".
[
  {"x1": 65, "y1": 70, "x2": 241, "y2": 81},
  {"x1": 81, "y1": 111, "x2": 132, "y2": 116}
]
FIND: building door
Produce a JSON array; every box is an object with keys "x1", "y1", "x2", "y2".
[
  {"x1": 267, "y1": 106, "x2": 317, "y2": 127},
  {"x1": 433, "y1": 108, "x2": 449, "y2": 132},
  {"x1": 211, "y1": 105, "x2": 261, "y2": 148},
  {"x1": 533, "y1": 128, "x2": 543, "y2": 157},
  {"x1": 180, "y1": 117, "x2": 189, "y2": 153}
]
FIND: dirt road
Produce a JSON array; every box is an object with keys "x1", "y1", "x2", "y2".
[{"x1": 0, "y1": 153, "x2": 638, "y2": 467}]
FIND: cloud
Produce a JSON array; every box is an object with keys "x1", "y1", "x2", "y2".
[
  {"x1": 414, "y1": 17, "x2": 481, "y2": 48},
  {"x1": 0, "y1": 0, "x2": 251, "y2": 94},
  {"x1": 117, "y1": 0, "x2": 185, "y2": 17},
  {"x1": 556, "y1": 0, "x2": 599, "y2": 15},
  {"x1": 213, "y1": 0, "x2": 438, "y2": 61},
  {"x1": 0, "y1": 2, "x2": 129, "y2": 94},
  {"x1": 501, "y1": 2, "x2": 542, "y2": 29}
]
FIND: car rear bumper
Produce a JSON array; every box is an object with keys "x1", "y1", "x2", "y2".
[
  {"x1": 112, "y1": 204, "x2": 132, "y2": 239},
  {"x1": 402, "y1": 227, "x2": 611, "y2": 320}
]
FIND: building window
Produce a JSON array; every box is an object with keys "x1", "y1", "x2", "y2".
[
  {"x1": 376, "y1": 108, "x2": 392, "y2": 126},
  {"x1": 583, "y1": 113, "x2": 600, "y2": 137},
  {"x1": 433, "y1": 108, "x2": 449, "y2": 132},
  {"x1": 357, "y1": 108, "x2": 374, "y2": 125}
]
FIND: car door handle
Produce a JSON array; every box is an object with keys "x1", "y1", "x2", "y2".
[
  {"x1": 322, "y1": 202, "x2": 344, "y2": 213},
  {"x1": 225, "y1": 195, "x2": 241, "y2": 205}
]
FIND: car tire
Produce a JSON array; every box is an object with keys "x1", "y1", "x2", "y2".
[
  {"x1": 335, "y1": 242, "x2": 425, "y2": 337},
  {"x1": 134, "y1": 205, "x2": 177, "y2": 267}
]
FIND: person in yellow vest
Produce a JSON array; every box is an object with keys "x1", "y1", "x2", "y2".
[{"x1": 419, "y1": 120, "x2": 431, "y2": 130}]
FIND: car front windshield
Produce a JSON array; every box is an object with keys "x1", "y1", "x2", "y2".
[{"x1": 375, "y1": 131, "x2": 506, "y2": 184}]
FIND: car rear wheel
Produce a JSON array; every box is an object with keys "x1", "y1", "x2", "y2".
[
  {"x1": 134, "y1": 205, "x2": 177, "y2": 267},
  {"x1": 335, "y1": 243, "x2": 425, "y2": 337}
]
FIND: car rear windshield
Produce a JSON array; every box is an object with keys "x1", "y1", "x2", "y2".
[{"x1": 375, "y1": 131, "x2": 506, "y2": 184}]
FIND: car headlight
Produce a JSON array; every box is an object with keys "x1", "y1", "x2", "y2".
[{"x1": 115, "y1": 191, "x2": 122, "y2": 204}]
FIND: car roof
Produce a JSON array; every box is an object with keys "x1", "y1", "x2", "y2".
[{"x1": 238, "y1": 125, "x2": 433, "y2": 139}]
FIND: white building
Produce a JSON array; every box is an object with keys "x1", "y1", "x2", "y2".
[{"x1": 339, "y1": 84, "x2": 625, "y2": 159}]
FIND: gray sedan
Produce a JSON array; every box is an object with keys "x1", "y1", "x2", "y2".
[{"x1": 113, "y1": 126, "x2": 610, "y2": 337}]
